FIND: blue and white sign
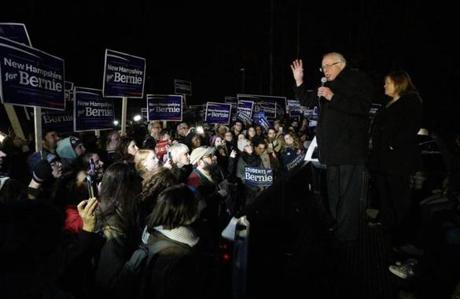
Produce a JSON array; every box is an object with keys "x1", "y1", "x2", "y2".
[
  {"x1": 205, "y1": 102, "x2": 231, "y2": 124},
  {"x1": 253, "y1": 111, "x2": 270, "y2": 131},
  {"x1": 225, "y1": 96, "x2": 238, "y2": 122},
  {"x1": 287, "y1": 99, "x2": 302, "y2": 118},
  {"x1": 286, "y1": 153, "x2": 305, "y2": 171},
  {"x1": 74, "y1": 87, "x2": 114, "y2": 132},
  {"x1": 0, "y1": 23, "x2": 32, "y2": 46},
  {"x1": 0, "y1": 36, "x2": 65, "y2": 110},
  {"x1": 237, "y1": 94, "x2": 286, "y2": 118},
  {"x1": 174, "y1": 79, "x2": 192, "y2": 96},
  {"x1": 237, "y1": 100, "x2": 254, "y2": 123},
  {"x1": 41, "y1": 81, "x2": 75, "y2": 133},
  {"x1": 42, "y1": 105, "x2": 73, "y2": 134},
  {"x1": 147, "y1": 94, "x2": 183, "y2": 122},
  {"x1": 304, "y1": 106, "x2": 319, "y2": 127},
  {"x1": 103, "y1": 49, "x2": 146, "y2": 98},
  {"x1": 244, "y1": 167, "x2": 273, "y2": 187}
]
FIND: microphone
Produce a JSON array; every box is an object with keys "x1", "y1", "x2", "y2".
[
  {"x1": 317, "y1": 77, "x2": 328, "y2": 108},
  {"x1": 320, "y1": 77, "x2": 327, "y2": 86}
]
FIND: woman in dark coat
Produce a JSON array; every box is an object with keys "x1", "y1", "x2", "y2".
[
  {"x1": 139, "y1": 184, "x2": 203, "y2": 299},
  {"x1": 369, "y1": 70, "x2": 423, "y2": 246}
]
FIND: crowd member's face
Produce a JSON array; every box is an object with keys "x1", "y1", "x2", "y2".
[
  {"x1": 143, "y1": 151, "x2": 159, "y2": 172},
  {"x1": 151, "y1": 123, "x2": 161, "y2": 137},
  {"x1": 75, "y1": 144, "x2": 86, "y2": 157},
  {"x1": 107, "y1": 132, "x2": 121, "y2": 150},
  {"x1": 284, "y1": 134, "x2": 294, "y2": 146},
  {"x1": 178, "y1": 124, "x2": 189, "y2": 137},
  {"x1": 224, "y1": 132, "x2": 233, "y2": 142},
  {"x1": 234, "y1": 122, "x2": 243, "y2": 132},
  {"x1": 255, "y1": 144, "x2": 266, "y2": 156},
  {"x1": 51, "y1": 160, "x2": 63, "y2": 178},
  {"x1": 163, "y1": 133, "x2": 171, "y2": 142},
  {"x1": 238, "y1": 134, "x2": 245, "y2": 141},
  {"x1": 274, "y1": 121, "x2": 280, "y2": 132},
  {"x1": 321, "y1": 55, "x2": 345, "y2": 81},
  {"x1": 128, "y1": 141, "x2": 139, "y2": 156},
  {"x1": 244, "y1": 144, "x2": 253, "y2": 154},
  {"x1": 384, "y1": 77, "x2": 397, "y2": 98},
  {"x1": 175, "y1": 150, "x2": 190, "y2": 167},
  {"x1": 191, "y1": 135, "x2": 201, "y2": 149},
  {"x1": 268, "y1": 129, "x2": 276, "y2": 140},
  {"x1": 43, "y1": 131, "x2": 60, "y2": 150},
  {"x1": 200, "y1": 153, "x2": 217, "y2": 171},
  {"x1": 255, "y1": 126, "x2": 262, "y2": 136},
  {"x1": 214, "y1": 136, "x2": 223, "y2": 147},
  {"x1": 90, "y1": 153, "x2": 104, "y2": 179},
  {"x1": 248, "y1": 127, "x2": 256, "y2": 138}
]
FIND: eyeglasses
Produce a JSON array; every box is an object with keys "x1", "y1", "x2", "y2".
[{"x1": 319, "y1": 61, "x2": 342, "y2": 73}]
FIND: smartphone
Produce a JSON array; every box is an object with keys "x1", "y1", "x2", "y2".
[
  {"x1": 86, "y1": 175, "x2": 95, "y2": 198},
  {"x1": 88, "y1": 158, "x2": 96, "y2": 178}
]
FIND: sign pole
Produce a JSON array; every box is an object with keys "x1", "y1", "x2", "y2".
[
  {"x1": 4, "y1": 104, "x2": 26, "y2": 139},
  {"x1": 121, "y1": 96, "x2": 128, "y2": 135},
  {"x1": 33, "y1": 107, "x2": 42, "y2": 152}
]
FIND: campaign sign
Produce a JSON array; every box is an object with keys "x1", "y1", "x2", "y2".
[
  {"x1": 0, "y1": 36, "x2": 65, "y2": 110},
  {"x1": 258, "y1": 99, "x2": 277, "y2": 120},
  {"x1": 237, "y1": 94, "x2": 286, "y2": 118},
  {"x1": 74, "y1": 87, "x2": 114, "y2": 132},
  {"x1": 42, "y1": 103, "x2": 73, "y2": 134},
  {"x1": 174, "y1": 79, "x2": 192, "y2": 96},
  {"x1": 103, "y1": 49, "x2": 146, "y2": 98},
  {"x1": 41, "y1": 81, "x2": 75, "y2": 133},
  {"x1": 286, "y1": 153, "x2": 306, "y2": 171},
  {"x1": 236, "y1": 100, "x2": 254, "y2": 123},
  {"x1": 225, "y1": 96, "x2": 238, "y2": 122},
  {"x1": 253, "y1": 111, "x2": 270, "y2": 131},
  {"x1": 205, "y1": 102, "x2": 231, "y2": 124},
  {"x1": 287, "y1": 99, "x2": 302, "y2": 118},
  {"x1": 0, "y1": 23, "x2": 32, "y2": 46},
  {"x1": 244, "y1": 167, "x2": 273, "y2": 187},
  {"x1": 147, "y1": 94, "x2": 183, "y2": 122}
]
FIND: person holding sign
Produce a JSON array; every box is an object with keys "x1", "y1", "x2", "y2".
[{"x1": 291, "y1": 53, "x2": 374, "y2": 244}]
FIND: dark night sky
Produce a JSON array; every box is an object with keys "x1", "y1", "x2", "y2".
[{"x1": 1, "y1": 0, "x2": 459, "y2": 131}]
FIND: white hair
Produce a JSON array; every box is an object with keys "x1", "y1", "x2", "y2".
[
  {"x1": 323, "y1": 52, "x2": 347, "y2": 65},
  {"x1": 168, "y1": 143, "x2": 189, "y2": 162}
]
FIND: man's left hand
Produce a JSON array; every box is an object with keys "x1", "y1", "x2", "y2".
[{"x1": 317, "y1": 87, "x2": 334, "y2": 101}]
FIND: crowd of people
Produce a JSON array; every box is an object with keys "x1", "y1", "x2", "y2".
[
  {"x1": 1, "y1": 52, "x2": 459, "y2": 298},
  {"x1": 0, "y1": 100, "x2": 315, "y2": 298}
]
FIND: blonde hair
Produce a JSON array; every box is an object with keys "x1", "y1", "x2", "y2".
[{"x1": 134, "y1": 149, "x2": 156, "y2": 178}]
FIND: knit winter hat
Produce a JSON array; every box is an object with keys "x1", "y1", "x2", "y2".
[
  {"x1": 32, "y1": 153, "x2": 59, "y2": 183},
  {"x1": 56, "y1": 136, "x2": 82, "y2": 159},
  {"x1": 189, "y1": 146, "x2": 216, "y2": 166}
]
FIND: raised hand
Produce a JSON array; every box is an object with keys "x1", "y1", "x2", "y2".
[
  {"x1": 290, "y1": 59, "x2": 304, "y2": 87},
  {"x1": 77, "y1": 197, "x2": 98, "y2": 232}
]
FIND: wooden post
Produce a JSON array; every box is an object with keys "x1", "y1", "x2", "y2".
[{"x1": 121, "y1": 96, "x2": 128, "y2": 135}]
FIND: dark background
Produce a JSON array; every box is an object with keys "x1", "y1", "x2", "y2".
[{"x1": 1, "y1": 0, "x2": 459, "y2": 133}]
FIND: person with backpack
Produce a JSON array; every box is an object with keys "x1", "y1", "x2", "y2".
[{"x1": 125, "y1": 184, "x2": 203, "y2": 299}]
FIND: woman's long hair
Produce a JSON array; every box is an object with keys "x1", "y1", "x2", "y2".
[{"x1": 97, "y1": 162, "x2": 142, "y2": 234}]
